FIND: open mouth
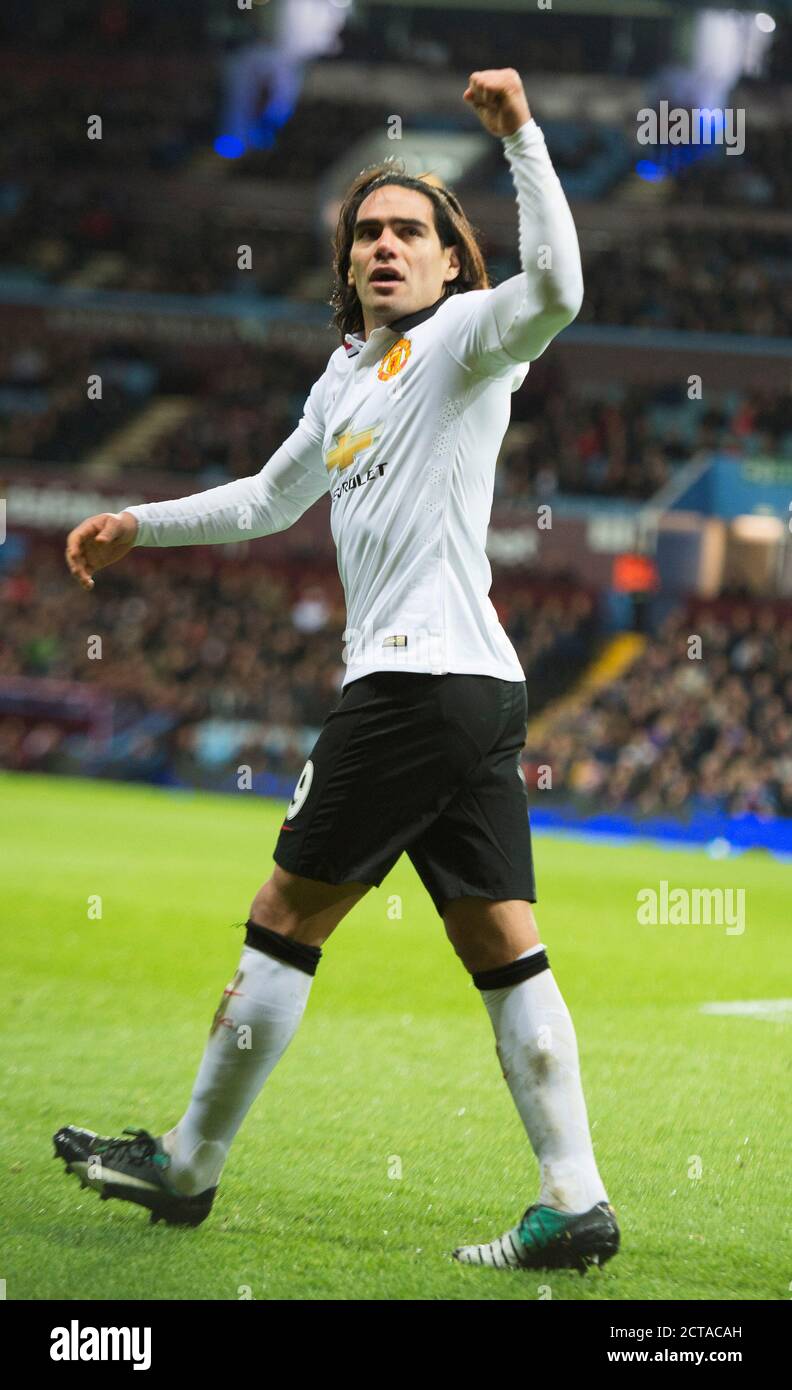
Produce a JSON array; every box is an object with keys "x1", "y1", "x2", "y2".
[{"x1": 369, "y1": 269, "x2": 403, "y2": 284}]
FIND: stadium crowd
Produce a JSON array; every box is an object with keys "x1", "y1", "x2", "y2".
[
  {"x1": 5, "y1": 171, "x2": 790, "y2": 342},
  {"x1": 8, "y1": 0, "x2": 792, "y2": 87},
  {"x1": 0, "y1": 175, "x2": 318, "y2": 297},
  {"x1": 670, "y1": 120, "x2": 792, "y2": 211},
  {"x1": 0, "y1": 547, "x2": 596, "y2": 786},
  {"x1": 498, "y1": 381, "x2": 792, "y2": 502},
  {"x1": 523, "y1": 605, "x2": 792, "y2": 819},
  {"x1": 5, "y1": 177, "x2": 791, "y2": 348},
  {"x1": 0, "y1": 3, "x2": 674, "y2": 77},
  {"x1": 575, "y1": 227, "x2": 792, "y2": 340},
  {"x1": 0, "y1": 337, "x2": 168, "y2": 465},
  {"x1": 3, "y1": 551, "x2": 789, "y2": 822},
  {"x1": 5, "y1": 330, "x2": 790, "y2": 505}
]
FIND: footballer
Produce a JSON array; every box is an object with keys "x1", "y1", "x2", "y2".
[{"x1": 59, "y1": 69, "x2": 619, "y2": 1274}]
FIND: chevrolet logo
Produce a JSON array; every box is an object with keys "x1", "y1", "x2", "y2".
[{"x1": 325, "y1": 424, "x2": 382, "y2": 473}]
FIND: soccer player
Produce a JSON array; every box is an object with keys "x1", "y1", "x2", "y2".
[{"x1": 58, "y1": 69, "x2": 618, "y2": 1273}]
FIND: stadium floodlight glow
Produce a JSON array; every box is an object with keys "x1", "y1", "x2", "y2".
[
  {"x1": 214, "y1": 135, "x2": 245, "y2": 160},
  {"x1": 635, "y1": 159, "x2": 666, "y2": 182},
  {"x1": 246, "y1": 123, "x2": 277, "y2": 151},
  {"x1": 755, "y1": 13, "x2": 776, "y2": 33}
]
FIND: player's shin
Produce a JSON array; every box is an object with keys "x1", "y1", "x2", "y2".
[
  {"x1": 475, "y1": 945, "x2": 608, "y2": 1214},
  {"x1": 161, "y1": 923, "x2": 319, "y2": 1196}
]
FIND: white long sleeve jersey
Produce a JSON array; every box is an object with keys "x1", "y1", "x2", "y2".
[{"x1": 125, "y1": 118, "x2": 583, "y2": 689}]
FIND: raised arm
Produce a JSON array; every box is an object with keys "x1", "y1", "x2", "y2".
[
  {"x1": 448, "y1": 69, "x2": 584, "y2": 377},
  {"x1": 65, "y1": 376, "x2": 329, "y2": 589}
]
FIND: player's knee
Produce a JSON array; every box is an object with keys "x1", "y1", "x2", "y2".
[
  {"x1": 248, "y1": 868, "x2": 300, "y2": 935},
  {"x1": 248, "y1": 865, "x2": 368, "y2": 945},
  {"x1": 442, "y1": 897, "x2": 540, "y2": 975}
]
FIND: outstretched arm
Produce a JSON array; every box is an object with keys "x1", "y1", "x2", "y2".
[
  {"x1": 449, "y1": 68, "x2": 584, "y2": 376},
  {"x1": 125, "y1": 373, "x2": 328, "y2": 546},
  {"x1": 65, "y1": 377, "x2": 329, "y2": 589},
  {"x1": 124, "y1": 435, "x2": 328, "y2": 548}
]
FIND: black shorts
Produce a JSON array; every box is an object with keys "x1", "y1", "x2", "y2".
[{"x1": 272, "y1": 671, "x2": 536, "y2": 917}]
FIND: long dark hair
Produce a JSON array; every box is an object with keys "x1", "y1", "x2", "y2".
[{"x1": 329, "y1": 159, "x2": 490, "y2": 342}]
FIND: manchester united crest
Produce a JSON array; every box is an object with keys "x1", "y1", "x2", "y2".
[{"x1": 378, "y1": 336, "x2": 412, "y2": 381}]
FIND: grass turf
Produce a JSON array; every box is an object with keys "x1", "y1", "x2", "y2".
[{"x1": 1, "y1": 770, "x2": 789, "y2": 1300}]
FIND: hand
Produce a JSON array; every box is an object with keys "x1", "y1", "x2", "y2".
[
  {"x1": 463, "y1": 68, "x2": 531, "y2": 138},
  {"x1": 65, "y1": 510, "x2": 138, "y2": 591}
]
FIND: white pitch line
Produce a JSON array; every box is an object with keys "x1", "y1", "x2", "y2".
[{"x1": 700, "y1": 1000, "x2": 792, "y2": 1021}]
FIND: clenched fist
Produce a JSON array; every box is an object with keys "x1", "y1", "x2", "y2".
[
  {"x1": 65, "y1": 510, "x2": 138, "y2": 591},
  {"x1": 463, "y1": 68, "x2": 531, "y2": 138}
]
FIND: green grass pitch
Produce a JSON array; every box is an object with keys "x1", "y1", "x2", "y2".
[{"x1": 1, "y1": 770, "x2": 789, "y2": 1301}]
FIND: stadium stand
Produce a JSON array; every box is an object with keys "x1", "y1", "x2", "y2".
[
  {"x1": 0, "y1": 544, "x2": 597, "y2": 784},
  {"x1": 523, "y1": 600, "x2": 792, "y2": 819}
]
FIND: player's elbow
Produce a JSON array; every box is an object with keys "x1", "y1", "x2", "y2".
[
  {"x1": 528, "y1": 282, "x2": 583, "y2": 356},
  {"x1": 516, "y1": 275, "x2": 584, "y2": 363},
  {"x1": 544, "y1": 266, "x2": 584, "y2": 328}
]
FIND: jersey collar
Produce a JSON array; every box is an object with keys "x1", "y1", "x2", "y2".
[{"x1": 342, "y1": 293, "x2": 447, "y2": 358}]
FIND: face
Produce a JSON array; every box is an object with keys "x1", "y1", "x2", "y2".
[{"x1": 347, "y1": 184, "x2": 460, "y2": 338}]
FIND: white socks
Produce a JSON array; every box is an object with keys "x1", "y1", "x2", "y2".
[
  {"x1": 480, "y1": 944, "x2": 609, "y2": 1214},
  {"x1": 161, "y1": 937, "x2": 606, "y2": 1213},
  {"x1": 162, "y1": 944, "x2": 314, "y2": 1195}
]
